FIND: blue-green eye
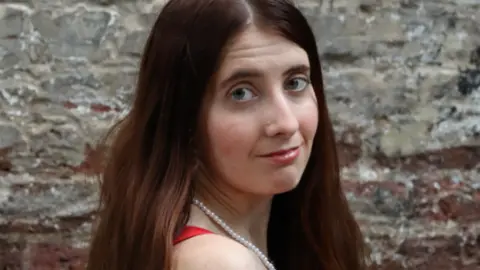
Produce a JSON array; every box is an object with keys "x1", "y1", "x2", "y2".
[
  {"x1": 230, "y1": 87, "x2": 256, "y2": 101},
  {"x1": 284, "y1": 77, "x2": 309, "y2": 91}
]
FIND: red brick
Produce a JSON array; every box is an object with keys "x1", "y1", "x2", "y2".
[
  {"x1": 411, "y1": 253, "x2": 479, "y2": 270},
  {"x1": 0, "y1": 147, "x2": 13, "y2": 172},
  {"x1": 29, "y1": 243, "x2": 87, "y2": 270},
  {"x1": 0, "y1": 239, "x2": 24, "y2": 270},
  {"x1": 71, "y1": 143, "x2": 105, "y2": 175},
  {"x1": 367, "y1": 233, "x2": 480, "y2": 269},
  {"x1": 408, "y1": 177, "x2": 480, "y2": 223},
  {"x1": 63, "y1": 101, "x2": 78, "y2": 109},
  {"x1": 399, "y1": 234, "x2": 479, "y2": 268},
  {"x1": 437, "y1": 194, "x2": 480, "y2": 223},
  {"x1": 373, "y1": 145, "x2": 480, "y2": 172},
  {"x1": 342, "y1": 180, "x2": 408, "y2": 198},
  {"x1": 344, "y1": 173, "x2": 480, "y2": 224},
  {"x1": 336, "y1": 127, "x2": 363, "y2": 167},
  {"x1": 90, "y1": 103, "x2": 112, "y2": 112},
  {"x1": 411, "y1": 176, "x2": 465, "y2": 197},
  {"x1": 342, "y1": 180, "x2": 410, "y2": 217}
]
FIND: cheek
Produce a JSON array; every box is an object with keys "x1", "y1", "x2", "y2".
[
  {"x1": 298, "y1": 101, "x2": 319, "y2": 142},
  {"x1": 205, "y1": 114, "x2": 251, "y2": 161}
]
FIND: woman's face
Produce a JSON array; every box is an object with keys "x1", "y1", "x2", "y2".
[{"x1": 200, "y1": 25, "x2": 318, "y2": 197}]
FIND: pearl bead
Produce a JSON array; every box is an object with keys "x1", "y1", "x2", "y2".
[{"x1": 193, "y1": 198, "x2": 276, "y2": 270}]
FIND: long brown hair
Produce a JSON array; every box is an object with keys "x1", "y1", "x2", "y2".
[{"x1": 87, "y1": 0, "x2": 368, "y2": 269}]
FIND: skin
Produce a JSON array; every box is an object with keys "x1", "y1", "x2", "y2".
[{"x1": 173, "y1": 25, "x2": 318, "y2": 270}]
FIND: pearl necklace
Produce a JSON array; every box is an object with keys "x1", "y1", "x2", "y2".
[{"x1": 192, "y1": 198, "x2": 276, "y2": 270}]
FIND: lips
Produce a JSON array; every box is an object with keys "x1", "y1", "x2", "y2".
[
  {"x1": 259, "y1": 146, "x2": 300, "y2": 166},
  {"x1": 260, "y1": 146, "x2": 300, "y2": 157}
]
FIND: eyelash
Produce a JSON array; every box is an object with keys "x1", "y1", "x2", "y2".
[
  {"x1": 227, "y1": 75, "x2": 311, "y2": 101},
  {"x1": 285, "y1": 76, "x2": 311, "y2": 91}
]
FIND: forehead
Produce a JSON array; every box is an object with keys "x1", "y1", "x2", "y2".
[{"x1": 217, "y1": 26, "x2": 310, "y2": 76}]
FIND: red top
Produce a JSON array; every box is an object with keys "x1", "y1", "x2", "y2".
[{"x1": 174, "y1": 226, "x2": 213, "y2": 245}]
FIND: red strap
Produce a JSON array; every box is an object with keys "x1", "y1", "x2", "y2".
[{"x1": 174, "y1": 226, "x2": 213, "y2": 245}]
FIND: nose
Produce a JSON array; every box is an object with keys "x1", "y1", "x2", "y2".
[{"x1": 264, "y1": 96, "x2": 299, "y2": 138}]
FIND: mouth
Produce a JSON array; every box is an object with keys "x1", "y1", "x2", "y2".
[
  {"x1": 258, "y1": 146, "x2": 301, "y2": 165},
  {"x1": 260, "y1": 146, "x2": 300, "y2": 157}
]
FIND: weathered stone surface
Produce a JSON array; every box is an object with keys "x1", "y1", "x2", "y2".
[
  {"x1": 0, "y1": 238, "x2": 24, "y2": 270},
  {"x1": 29, "y1": 242, "x2": 87, "y2": 270},
  {"x1": 0, "y1": 0, "x2": 479, "y2": 269}
]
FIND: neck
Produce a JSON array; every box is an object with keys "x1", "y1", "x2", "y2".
[{"x1": 191, "y1": 179, "x2": 272, "y2": 252}]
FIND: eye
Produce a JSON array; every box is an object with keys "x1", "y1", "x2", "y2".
[
  {"x1": 230, "y1": 87, "x2": 256, "y2": 101},
  {"x1": 284, "y1": 77, "x2": 310, "y2": 92}
]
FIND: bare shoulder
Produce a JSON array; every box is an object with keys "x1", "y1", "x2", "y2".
[{"x1": 173, "y1": 234, "x2": 261, "y2": 270}]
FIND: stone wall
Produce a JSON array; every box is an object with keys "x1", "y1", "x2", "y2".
[{"x1": 1, "y1": 0, "x2": 479, "y2": 269}]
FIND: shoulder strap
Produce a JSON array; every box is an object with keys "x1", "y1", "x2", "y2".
[{"x1": 174, "y1": 226, "x2": 213, "y2": 245}]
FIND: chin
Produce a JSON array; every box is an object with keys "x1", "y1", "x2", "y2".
[{"x1": 270, "y1": 171, "x2": 302, "y2": 194}]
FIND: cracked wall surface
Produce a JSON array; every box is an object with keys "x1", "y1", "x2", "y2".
[{"x1": 0, "y1": 0, "x2": 479, "y2": 269}]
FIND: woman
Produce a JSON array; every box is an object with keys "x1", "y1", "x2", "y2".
[{"x1": 87, "y1": 0, "x2": 368, "y2": 269}]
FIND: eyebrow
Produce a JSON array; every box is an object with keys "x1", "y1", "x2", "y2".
[{"x1": 219, "y1": 64, "x2": 310, "y2": 88}]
